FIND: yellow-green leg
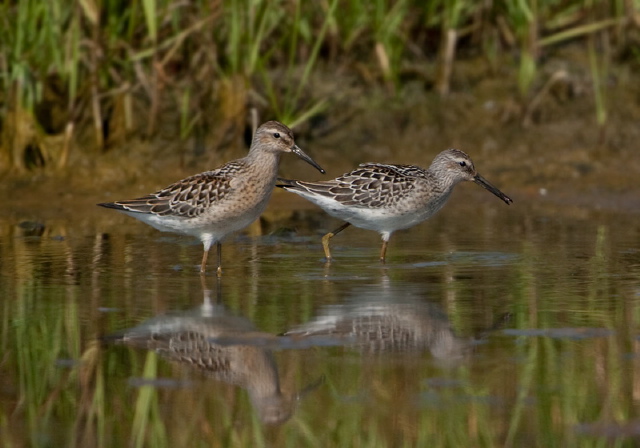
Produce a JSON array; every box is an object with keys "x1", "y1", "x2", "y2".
[
  {"x1": 322, "y1": 222, "x2": 351, "y2": 261},
  {"x1": 200, "y1": 242, "x2": 222, "y2": 277}
]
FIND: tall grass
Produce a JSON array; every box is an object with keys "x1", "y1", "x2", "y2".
[
  {"x1": 261, "y1": 0, "x2": 338, "y2": 128},
  {"x1": 0, "y1": 0, "x2": 635, "y2": 172}
]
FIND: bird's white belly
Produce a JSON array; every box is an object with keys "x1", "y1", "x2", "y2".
[
  {"x1": 304, "y1": 192, "x2": 449, "y2": 233},
  {"x1": 120, "y1": 192, "x2": 272, "y2": 242},
  {"x1": 343, "y1": 207, "x2": 430, "y2": 232}
]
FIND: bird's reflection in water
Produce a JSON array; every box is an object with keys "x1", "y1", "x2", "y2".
[
  {"x1": 286, "y1": 281, "x2": 503, "y2": 364},
  {"x1": 106, "y1": 279, "x2": 316, "y2": 425}
]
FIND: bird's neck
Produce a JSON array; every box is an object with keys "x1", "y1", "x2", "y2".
[
  {"x1": 428, "y1": 168, "x2": 463, "y2": 194},
  {"x1": 242, "y1": 148, "x2": 282, "y2": 188},
  {"x1": 246, "y1": 147, "x2": 280, "y2": 170},
  {"x1": 247, "y1": 146, "x2": 279, "y2": 163}
]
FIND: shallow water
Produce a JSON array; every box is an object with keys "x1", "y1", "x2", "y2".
[{"x1": 2, "y1": 195, "x2": 640, "y2": 447}]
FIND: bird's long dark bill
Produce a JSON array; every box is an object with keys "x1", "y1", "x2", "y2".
[
  {"x1": 474, "y1": 174, "x2": 513, "y2": 205},
  {"x1": 292, "y1": 145, "x2": 326, "y2": 174}
]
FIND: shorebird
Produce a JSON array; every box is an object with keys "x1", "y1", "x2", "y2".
[
  {"x1": 98, "y1": 121, "x2": 325, "y2": 275},
  {"x1": 285, "y1": 283, "x2": 473, "y2": 360},
  {"x1": 104, "y1": 283, "x2": 323, "y2": 425},
  {"x1": 277, "y1": 148, "x2": 512, "y2": 261}
]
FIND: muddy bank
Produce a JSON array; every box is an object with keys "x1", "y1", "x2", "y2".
[{"x1": 5, "y1": 48, "x2": 640, "y2": 218}]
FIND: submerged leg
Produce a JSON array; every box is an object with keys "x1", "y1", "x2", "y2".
[
  {"x1": 379, "y1": 233, "x2": 391, "y2": 263},
  {"x1": 199, "y1": 272, "x2": 213, "y2": 313},
  {"x1": 322, "y1": 222, "x2": 351, "y2": 261},
  {"x1": 216, "y1": 242, "x2": 222, "y2": 278},
  {"x1": 201, "y1": 235, "x2": 214, "y2": 275},
  {"x1": 380, "y1": 241, "x2": 388, "y2": 263}
]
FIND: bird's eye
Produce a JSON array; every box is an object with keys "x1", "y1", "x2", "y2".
[
  {"x1": 459, "y1": 161, "x2": 466, "y2": 167},
  {"x1": 273, "y1": 132, "x2": 280, "y2": 139}
]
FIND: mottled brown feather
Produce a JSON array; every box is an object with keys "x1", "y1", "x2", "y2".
[
  {"x1": 282, "y1": 163, "x2": 425, "y2": 208},
  {"x1": 108, "y1": 168, "x2": 238, "y2": 218}
]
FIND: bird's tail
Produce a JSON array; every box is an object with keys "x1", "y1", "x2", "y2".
[
  {"x1": 275, "y1": 178, "x2": 299, "y2": 189},
  {"x1": 97, "y1": 202, "x2": 125, "y2": 210}
]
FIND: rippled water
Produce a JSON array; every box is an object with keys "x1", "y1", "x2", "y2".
[{"x1": 2, "y1": 195, "x2": 640, "y2": 446}]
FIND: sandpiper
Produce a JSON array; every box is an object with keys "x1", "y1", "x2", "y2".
[
  {"x1": 98, "y1": 121, "x2": 325, "y2": 275},
  {"x1": 106, "y1": 294, "x2": 295, "y2": 425},
  {"x1": 277, "y1": 148, "x2": 512, "y2": 261}
]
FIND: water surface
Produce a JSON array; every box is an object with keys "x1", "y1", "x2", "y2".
[{"x1": 2, "y1": 196, "x2": 640, "y2": 447}]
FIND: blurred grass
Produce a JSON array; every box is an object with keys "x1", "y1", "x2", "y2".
[{"x1": 0, "y1": 0, "x2": 637, "y2": 172}]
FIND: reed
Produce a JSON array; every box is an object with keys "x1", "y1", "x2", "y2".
[
  {"x1": 0, "y1": 0, "x2": 635, "y2": 172},
  {"x1": 372, "y1": 0, "x2": 411, "y2": 91},
  {"x1": 260, "y1": 0, "x2": 338, "y2": 128}
]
